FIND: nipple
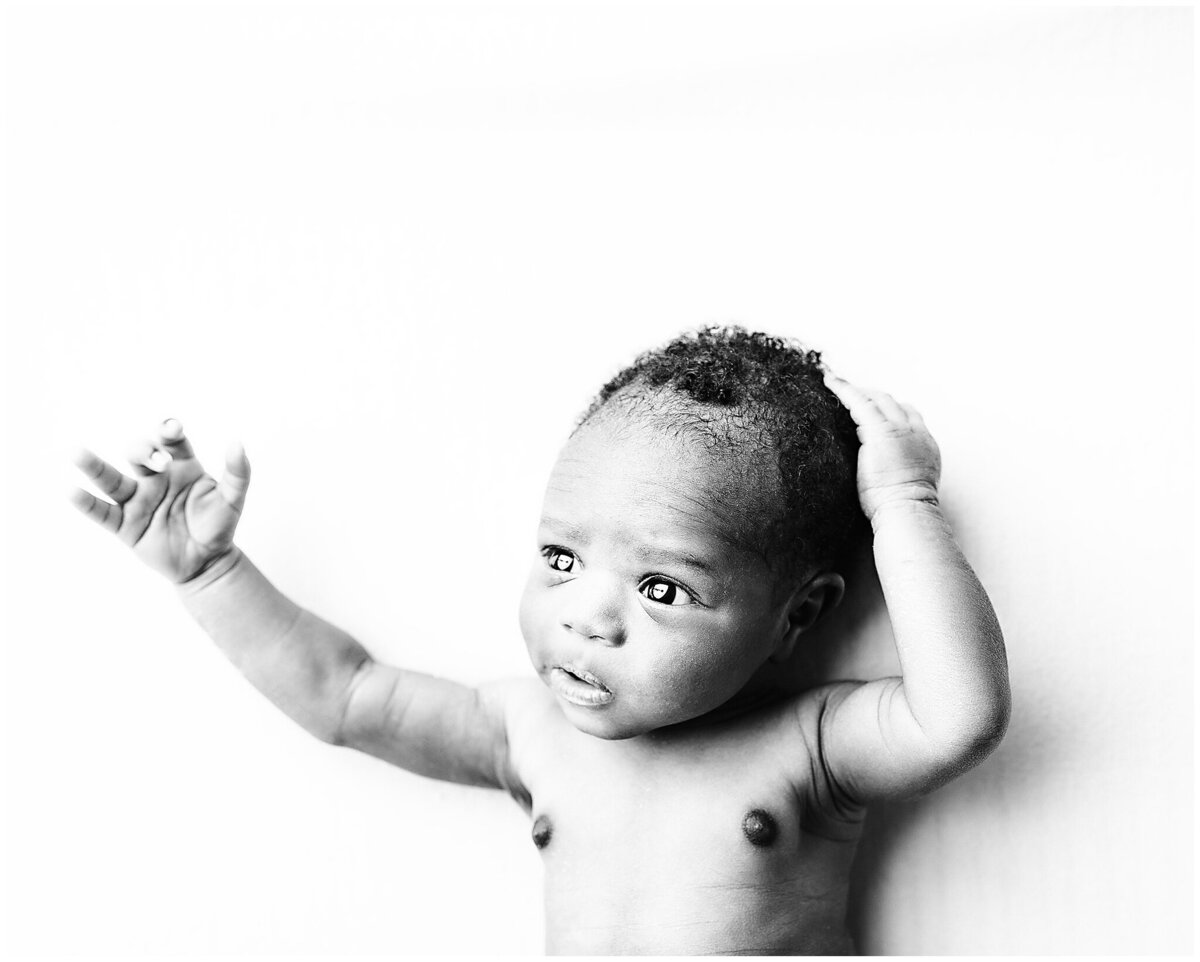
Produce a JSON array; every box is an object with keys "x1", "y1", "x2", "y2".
[
  {"x1": 531, "y1": 814, "x2": 552, "y2": 850},
  {"x1": 742, "y1": 809, "x2": 778, "y2": 847}
]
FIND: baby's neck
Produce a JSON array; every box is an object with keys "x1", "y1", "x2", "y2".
[{"x1": 644, "y1": 684, "x2": 788, "y2": 740}]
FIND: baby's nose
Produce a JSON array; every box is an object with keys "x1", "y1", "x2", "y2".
[{"x1": 561, "y1": 574, "x2": 626, "y2": 646}]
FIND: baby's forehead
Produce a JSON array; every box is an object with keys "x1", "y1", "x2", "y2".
[
  {"x1": 571, "y1": 394, "x2": 779, "y2": 488},
  {"x1": 550, "y1": 406, "x2": 782, "y2": 560}
]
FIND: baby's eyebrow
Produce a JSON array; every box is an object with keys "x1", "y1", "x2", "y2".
[
  {"x1": 539, "y1": 516, "x2": 719, "y2": 578},
  {"x1": 631, "y1": 544, "x2": 717, "y2": 577},
  {"x1": 538, "y1": 516, "x2": 588, "y2": 543}
]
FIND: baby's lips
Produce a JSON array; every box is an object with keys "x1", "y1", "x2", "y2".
[
  {"x1": 549, "y1": 665, "x2": 614, "y2": 707},
  {"x1": 561, "y1": 664, "x2": 610, "y2": 693}
]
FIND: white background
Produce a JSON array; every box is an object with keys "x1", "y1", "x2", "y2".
[{"x1": 3, "y1": 2, "x2": 1194, "y2": 955}]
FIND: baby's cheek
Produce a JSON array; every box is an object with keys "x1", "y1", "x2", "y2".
[
  {"x1": 670, "y1": 635, "x2": 756, "y2": 704},
  {"x1": 516, "y1": 573, "x2": 552, "y2": 657},
  {"x1": 517, "y1": 578, "x2": 546, "y2": 649},
  {"x1": 651, "y1": 652, "x2": 729, "y2": 717}
]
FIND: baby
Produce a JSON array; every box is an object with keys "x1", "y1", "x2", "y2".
[{"x1": 72, "y1": 326, "x2": 1010, "y2": 955}]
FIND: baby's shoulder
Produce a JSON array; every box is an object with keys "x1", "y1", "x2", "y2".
[
  {"x1": 671, "y1": 688, "x2": 869, "y2": 838},
  {"x1": 476, "y1": 676, "x2": 567, "y2": 809},
  {"x1": 784, "y1": 680, "x2": 867, "y2": 735},
  {"x1": 754, "y1": 684, "x2": 871, "y2": 835}
]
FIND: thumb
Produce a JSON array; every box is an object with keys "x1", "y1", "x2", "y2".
[{"x1": 218, "y1": 441, "x2": 251, "y2": 511}]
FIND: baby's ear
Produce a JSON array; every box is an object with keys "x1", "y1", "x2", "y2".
[{"x1": 770, "y1": 572, "x2": 845, "y2": 662}]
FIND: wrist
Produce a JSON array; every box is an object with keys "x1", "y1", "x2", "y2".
[
  {"x1": 869, "y1": 495, "x2": 945, "y2": 534},
  {"x1": 177, "y1": 546, "x2": 245, "y2": 597}
]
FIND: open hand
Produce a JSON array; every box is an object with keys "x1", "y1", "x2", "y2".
[
  {"x1": 71, "y1": 420, "x2": 250, "y2": 584},
  {"x1": 824, "y1": 373, "x2": 941, "y2": 525}
]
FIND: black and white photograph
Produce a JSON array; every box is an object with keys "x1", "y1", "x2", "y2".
[{"x1": 3, "y1": 2, "x2": 1194, "y2": 955}]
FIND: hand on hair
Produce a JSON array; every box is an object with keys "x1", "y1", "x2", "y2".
[
  {"x1": 71, "y1": 420, "x2": 251, "y2": 584},
  {"x1": 823, "y1": 374, "x2": 941, "y2": 526}
]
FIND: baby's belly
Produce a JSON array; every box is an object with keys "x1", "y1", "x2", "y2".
[
  {"x1": 538, "y1": 807, "x2": 858, "y2": 955},
  {"x1": 545, "y1": 874, "x2": 853, "y2": 955}
]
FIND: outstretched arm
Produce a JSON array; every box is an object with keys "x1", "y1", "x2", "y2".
[
  {"x1": 815, "y1": 376, "x2": 1010, "y2": 802},
  {"x1": 72, "y1": 421, "x2": 516, "y2": 792},
  {"x1": 179, "y1": 554, "x2": 515, "y2": 790}
]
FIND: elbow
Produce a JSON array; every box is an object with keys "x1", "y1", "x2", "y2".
[
  {"x1": 894, "y1": 680, "x2": 1011, "y2": 798},
  {"x1": 988, "y1": 685, "x2": 1012, "y2": 747},
  {"x1": 316, "y1": 707, "x2": 355, "y2": 747},
  {"x1": 955, "y1": 652, "x2": 1012, "y2": 758},
  {"x1": 975, "y1": 668, "x2": 1013, "y2": 754},
  {"x1": 327, "y1": 655, "x2": 382, "y2": 749},
  {"x1": 305, "y1": 698, "x2": 361, "y2": 748},
  {"x1": 963, "y1": 700, "x2": 1010, "y2": 766},
  {"x1": 935, "y1": 687, "x2": 1011, "y2": 775}
]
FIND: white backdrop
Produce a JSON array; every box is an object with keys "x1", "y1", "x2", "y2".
[{"x1": 3, "y1": 3, "x2": 1193, "y2": 955}]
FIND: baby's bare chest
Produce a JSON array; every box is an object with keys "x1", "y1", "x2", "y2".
[{"x1": 520, "y1": 726, "x2": 859, "y2": 954}]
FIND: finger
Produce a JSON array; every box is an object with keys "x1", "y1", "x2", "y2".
[
  {"x1": 73, "y1": 448, "x2": 138, "y2": 504},
  {"x1": 823, "y1": 373, "x2": 889, "y2": 426},
  {"x1": 69, "y1": 487, "x2": 123, "y2": 534},
  {"x1": 900, "y1": 403, "x2": 927, "y2": 429},
  {"x1": 871, "y1": 392, "x2": 909, "y2": 425},
  {"x1": 158, "y1": 418, "x2": 196, "y2": 460},
  {"x1": 126, "y1": 440, "x2": 170, "y2": 476},
  {"x1": 218, "y1": 441, "x2": 251, "y2": 511}
]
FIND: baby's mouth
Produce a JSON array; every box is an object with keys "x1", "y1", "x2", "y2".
[{"x1": 549, "y1": 664, "x2": 614, "y2": 707}]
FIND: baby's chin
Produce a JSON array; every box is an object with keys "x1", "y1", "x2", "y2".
[
  {"x1": 557, "y1": 700, "x2": 651, "y2": 740},
  {"x1": 555, "y1": 696, "x2": 723, "y2": 741}
]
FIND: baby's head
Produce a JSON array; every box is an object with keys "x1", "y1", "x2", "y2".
[{"x1": 519, "y1": 326, "x2": 865, "y2": 739}]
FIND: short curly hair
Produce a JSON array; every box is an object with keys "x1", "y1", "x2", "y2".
[{"x1": 578, "y1": 325, "x2": 866, "y2": 579}]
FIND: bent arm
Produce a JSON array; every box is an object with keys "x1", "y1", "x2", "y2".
[
  {"x1": 179, "y1": 549, "x2": 513, "y2": 790},
  {"x1": 821, "y1": 502, "x2": 1010, "y2": 802},
  {"x1": 339, "y1": 665, "x2": 515, "y2": 790}
]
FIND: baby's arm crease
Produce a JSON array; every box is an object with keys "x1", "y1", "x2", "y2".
[
  {"x1": 474, "y1": 683, "x2": 523, "y2": 802},
  {"x1": 816, "y1": 692, "x2": 861, "y2": 817},
  {"x1": 332, "y1": 653, "x2": 377, "y2": 747},
  {"x1": 339, "y1": 658, "x2": 409, "y2": 748},
  {"x1": 794, "y1": 687, "x2": 868, "y2": 823}
]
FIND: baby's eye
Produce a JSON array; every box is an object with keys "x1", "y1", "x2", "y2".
[
  {"x1": 639, "y1": 578, "x2": 692, "y2": 606},
  {"x1": 543, "y1": 547, "x2": 577, "y2": 574}
]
